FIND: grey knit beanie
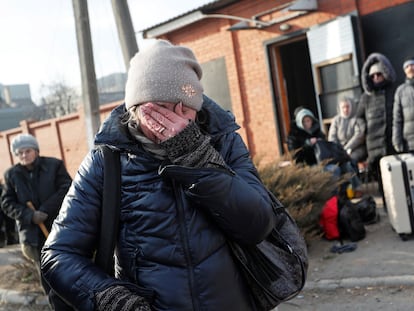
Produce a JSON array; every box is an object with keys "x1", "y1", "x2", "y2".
[
  {"x1": 125, "y1": 39, "x2": 203, "y2": 111},
  {"x1": 11, "y1": 134, "x2": 39, "y2": 155}
]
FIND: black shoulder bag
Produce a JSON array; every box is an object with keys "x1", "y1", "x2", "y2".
[
  {"x1": 95, "y1": 145, "x2": 121, "y2": 274},
  {"x1": 228, "y1": 191, "x2": 308, "y2": 310},
  {"x1": 313, "y1": 140, "x2": 350, "y2": 165}
]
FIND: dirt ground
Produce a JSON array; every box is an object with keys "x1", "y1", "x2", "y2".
[
  {"x1": 0, "y1": 259, "x2": 43, "y2": 293},
  {"x1": 0, "y1": 258, "x2": 49, "y2": 310}
]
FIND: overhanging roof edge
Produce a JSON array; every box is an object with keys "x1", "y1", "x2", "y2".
[{"x1": 143, "y1": 11, "x2": 205, "y2": 38}]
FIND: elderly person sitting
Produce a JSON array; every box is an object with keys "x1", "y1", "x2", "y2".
[{"x1": 328, "y1": 96, "x2": 367, "y2": 163}]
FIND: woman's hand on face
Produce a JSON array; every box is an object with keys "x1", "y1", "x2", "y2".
[{"x1": 139, "y1": 102, "x2": 196, "y2": 143}]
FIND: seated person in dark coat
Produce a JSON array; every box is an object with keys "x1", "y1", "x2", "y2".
[
  {"x1": 288, "y1": 108, "x2": 325, "y2": 166},
  {"x1": 288, "y1": 108, "x2": 363, "y2": 196}
]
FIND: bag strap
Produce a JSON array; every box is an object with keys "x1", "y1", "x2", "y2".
[
  {"x1": 48, "y1": 146, "x2": 121, "y2": 310},
  {"x1": 95, "y1": 145, "x2": 121, "y2": 275}
]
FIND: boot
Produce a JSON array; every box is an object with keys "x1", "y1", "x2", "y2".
[{"x1": 7, "y1": 231, "x2": 19, "y2": 245}]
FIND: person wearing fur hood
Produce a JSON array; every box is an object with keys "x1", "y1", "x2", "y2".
[
  {"x1": 328, "y1": 96, "x2": 367, "y2": 162},
  {"x1": 356, "y1": 52, "x2": 397, "y2": 177}
]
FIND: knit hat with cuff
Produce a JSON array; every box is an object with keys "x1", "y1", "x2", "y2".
[
  {"x1": 11, "y1": 134, "x2": 39, "y2": 155},
  {"x1": 403, "y1": 57, "x2": 414, "y2": 69},
  {"x1": 124, "y1": 39, "x2": 203, "y2": 111}
]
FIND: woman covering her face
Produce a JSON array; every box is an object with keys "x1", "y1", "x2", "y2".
[{"x1": 41, "y1": 40, "x2": 276, "y2": 311}]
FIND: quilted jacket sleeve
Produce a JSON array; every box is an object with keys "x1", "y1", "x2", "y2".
[
  {"x1": 1, "y1": 169, "x2": 29, "y2": 223},
  {"x1": 343, "y1": 118, "x2": 366, "y2": 152},
  {"x1": 327, "y1": 117, "x2": 340, "y2": 144},
  {"x1": 392, "y1": 85, "x2": 404, "y2": 152},
  {"x1": 160, "y1": 131, "x2": 275, "y2": 246}
]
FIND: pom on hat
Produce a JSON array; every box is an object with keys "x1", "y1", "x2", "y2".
[
  {"x1": 10, "y1": 134, "x2": 39, "y2": 155},
  {"x1": 369, "y1": 62, "x2": 385, "y2": 76},
  {"x1": 124, "y1": 39, "x2": 204, "y2": 111}
]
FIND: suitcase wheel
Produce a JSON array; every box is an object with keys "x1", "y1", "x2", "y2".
[{"x1": 399, "y1": 233, "x2": 410, "y2": 241}]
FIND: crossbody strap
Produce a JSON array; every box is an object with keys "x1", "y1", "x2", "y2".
[{"x1": 95, "y1": 145, "x2": 121, "y2": 275}]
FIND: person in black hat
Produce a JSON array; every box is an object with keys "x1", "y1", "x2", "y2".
[{"x1": 393, "y1": 56, "x2": 414, "y2": 153}]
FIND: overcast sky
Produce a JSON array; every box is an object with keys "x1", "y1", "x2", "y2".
[{"x1": 0, "y1": 0, "x2": 211, "y2": 102}]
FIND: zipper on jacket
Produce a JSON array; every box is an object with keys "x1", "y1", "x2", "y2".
[{"x1": 172, "y1": 180, "x2": 200, "y2": 311}]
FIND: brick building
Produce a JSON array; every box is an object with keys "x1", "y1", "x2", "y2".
[
  {"x1": 1, "y1": 0, "x2": 413, "y2": 178},
  {"x1": 140, "y1": 0, "x2": 414, "y2": 162}
]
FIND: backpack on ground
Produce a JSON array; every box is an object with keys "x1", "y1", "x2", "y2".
[
  {"x1": 320, "y1": 195, "x2": 366, "y2": 242},
  {"x1": 337, "y1": 196, "x2": 366, "y2": 242},
  {"x1": 319, "y1": 195, "x2": 340, "y2": 240},
  {"x1": 354, "y1": 195, "x2": 378, "y2": 225}
]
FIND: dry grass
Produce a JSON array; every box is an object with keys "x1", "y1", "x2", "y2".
[
  {"x1": 0, "y1": 258, "x2": 42, "y2": 292},
  {"x1": 256, "y1": 154, "x2": 347, "y2": 242}
]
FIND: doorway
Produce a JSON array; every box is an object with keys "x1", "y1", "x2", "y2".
[
  {"x1": 268, "y1": 15, "x2": 364, "y2": 154},
  {"x1": 268, "y1": 37, "x2": 316, "y2": 152}
]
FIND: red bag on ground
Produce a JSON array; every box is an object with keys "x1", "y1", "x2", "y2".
[{"x1": 320, "y1": 195, "x2": 340, "y2": 240}]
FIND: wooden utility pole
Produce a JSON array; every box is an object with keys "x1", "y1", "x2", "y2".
[
  {"x1": 72, "y1": 0, "x2": 100, "y2": 150},
  {"x1": 111, "y1": 0, "x2": 139, "y2": 70}
]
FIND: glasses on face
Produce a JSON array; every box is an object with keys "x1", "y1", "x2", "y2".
[{"x1": 370, "y1": 72, "x2": 383, "y2": 79}]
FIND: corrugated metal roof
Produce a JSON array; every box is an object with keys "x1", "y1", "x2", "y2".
[{"x1": 138, "y1": 0, "x2": 239, "y2": 33}]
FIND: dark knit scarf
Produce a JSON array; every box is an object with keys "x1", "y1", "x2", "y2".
[{"x1": 128, "y1": 120, "x2": 226, "y2": 169}]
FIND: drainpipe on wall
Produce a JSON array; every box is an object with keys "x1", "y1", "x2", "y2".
[{"x1": 229, "y1": 33, "x2": 255, "y2": 155}]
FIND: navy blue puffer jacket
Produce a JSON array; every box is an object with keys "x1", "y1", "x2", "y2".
[{"x1": 41, "y1": 96, "x2": 275, "y2": 311}]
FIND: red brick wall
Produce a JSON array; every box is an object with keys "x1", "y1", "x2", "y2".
[
  {"x1": 0, "y1": 101, "x2": 120, "y2": 179},
  {"x1": 160, "y1": 0, "x2": 411, "y2": 163},
  {"x1": 1, "y1": 0, "x2": 410, "y2": 180},
  {"x1": 161, "y1": 0, "x2": 351, "y2": 162}
]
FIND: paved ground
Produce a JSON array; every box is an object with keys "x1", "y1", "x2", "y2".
[
  {"x1": 279, "y1": 183, "x2": 414, "y2": 310},
  {"x1": 1, "y1": 182, "x2": 414, "y2": 310}
]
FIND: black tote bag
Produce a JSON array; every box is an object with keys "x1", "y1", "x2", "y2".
[
  {"x1": 228, "y1": 191, "x2": 308, "y2": 310},
  {"x1": 313, "y1": 140, "x2": 350, "y2": 165}
]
